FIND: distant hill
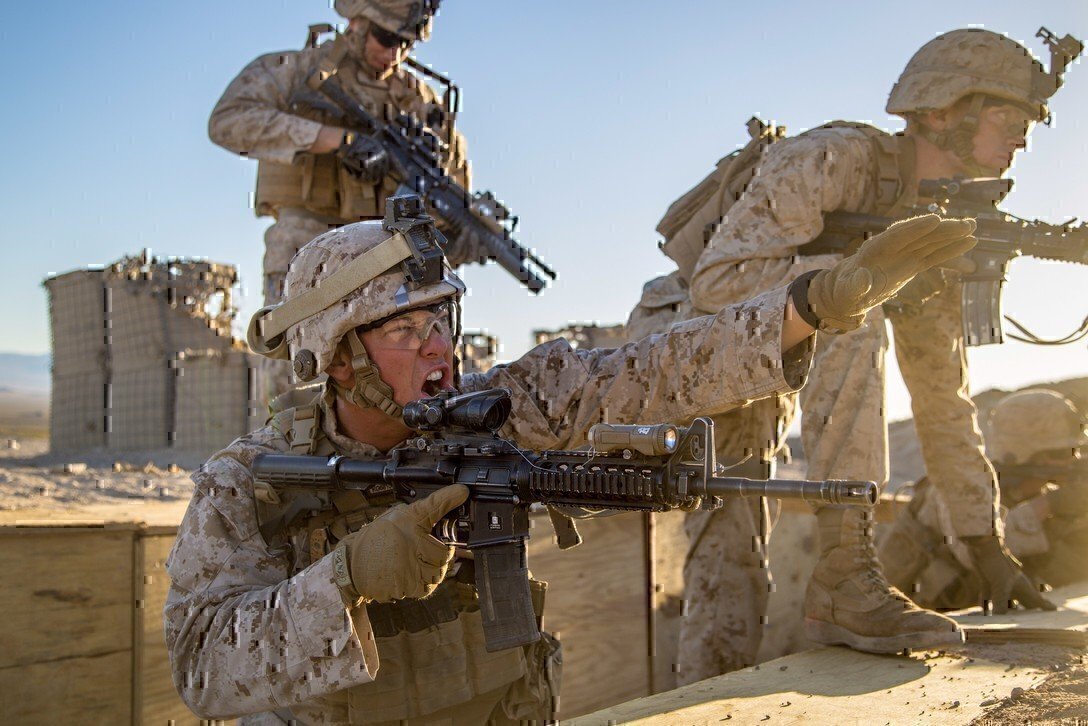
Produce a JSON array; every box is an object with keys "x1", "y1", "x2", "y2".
[{"x1": 0, "y1": 353, "x2": 50, "y2": 394}]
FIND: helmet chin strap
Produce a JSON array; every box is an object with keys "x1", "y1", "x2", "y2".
[
  {"x1": 916, "y1": 94, "x2": 989, "y2": 178},
  {"x1": 330, "y1": 329, "x2": 403, "y2": 418}
]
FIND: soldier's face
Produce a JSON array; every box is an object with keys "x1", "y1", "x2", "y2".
[
  {"x1": 970, "y1": 104, "x2": 1035, "y2": 173},
  {"x1": 350, "y1": 19, "x2": 411, "y2": 78},
  {"x1": 357, "y1": 320, "x2": 456, "y2": 407}
]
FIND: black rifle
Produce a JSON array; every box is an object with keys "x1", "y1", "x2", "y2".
[
  {"x1": 810, "y1": 177, "x2": 1088, "y2": 346},
  {"x1": 303, "y1": 72, "x2": 556, "y2": 293},
  {"x1": 252, "y1": 388, "x2": 877, "y2": 653}
]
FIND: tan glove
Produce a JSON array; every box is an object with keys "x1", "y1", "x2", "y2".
[
  {"x1": 807, "y1": 214, "x2": 977, "y2": 332},
  {"x1": 961, "y1": 535, "x2": 1056, "y2": 614},
  {"x1": 340, "y1": 484, "x2": 469, "y2": 602}
]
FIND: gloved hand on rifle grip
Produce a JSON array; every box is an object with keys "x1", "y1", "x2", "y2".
[
  {"x1": 338, "y1": 131, "x2": 391, "y2": 184},
  {"x1": 806, "y1": 214, "x2": 977, "y2": 332},
  {"x1": 339, "y1": 484, "x2": 469, "y2": 602},
  {"x1": 961, "y1": 535, "x2": 1056, "y2": 614}
]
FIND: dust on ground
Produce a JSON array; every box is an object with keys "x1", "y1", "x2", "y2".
[
  {"x1": 969, "y1": 658, "x2": 1088, "y2": 725},
  {"x1": 0, "y1": 434, "x2": 201, "y2": 524}
]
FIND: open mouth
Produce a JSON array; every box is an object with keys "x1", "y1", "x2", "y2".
[{"x1": 422, "y1": 368, "x2": 446, "y2": 397}]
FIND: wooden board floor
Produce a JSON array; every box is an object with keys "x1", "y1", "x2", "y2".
[{"x1": 573, "y1": 582, "x2": 1088, "y2": 725}]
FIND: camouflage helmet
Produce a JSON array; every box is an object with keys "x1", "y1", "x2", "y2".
[
  {"x1": 987, "y1": 389, "x2": 1088, "y2": 466},
  {"x1": 334, "y1": 0, "x2": 440, "y2": 41},
  {"x1": 248, "y1": 197, "x2": 464, "y2": 416},
  {"x1": 887, "y1": 29, "x2": 1051, "y2": 121}
]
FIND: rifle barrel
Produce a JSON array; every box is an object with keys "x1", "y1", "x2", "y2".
[{"x1": 702, "y1": 476, "x2": 878, "y2": 506}]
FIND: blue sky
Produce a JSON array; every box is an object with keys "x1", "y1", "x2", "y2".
[{"x1": 1, "y1": 0, "x2": 1085, "y2": 422}]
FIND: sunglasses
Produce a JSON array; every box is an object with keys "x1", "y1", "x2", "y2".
[{"x1": 370, "y1": 25, "x2": 413, "y2": 51}]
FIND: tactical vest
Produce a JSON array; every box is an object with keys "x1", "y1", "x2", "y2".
[
  {"x1": 253, "y1": 36, "x2": 459, "y2": 223},
  {"x1": 254, "y1": 391, "x2": 556, "y2": 723}
]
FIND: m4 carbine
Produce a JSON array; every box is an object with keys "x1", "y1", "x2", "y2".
[
  {"x1": 301, "y1": 70, "x2": 556, "y2": 293},
  {"x1": 252, "y1": 388, "x2": 876, "y2": 653},
  {"x1": 810, "y1": 177, "x2": 1088, "y2": 346}
]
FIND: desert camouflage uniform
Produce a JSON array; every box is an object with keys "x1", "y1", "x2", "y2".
[
  {"x1": 209, "y1": 38, "x2": 471, "y2": 399},
  {"x1": 625, "y1": 242, "x2": 801, "y2": 684},
  {"x1": 165, "y1": 285, "x2": 813, "y2": 723},
  {"x1": 663, "y1": 125, "x2": 996, "y2": 683},
  {"x1": 883, "y1": 477, "x2": 1088, "y2": 610}
]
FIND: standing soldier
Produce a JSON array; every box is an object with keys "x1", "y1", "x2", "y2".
[
  {"x1": 629, "y1": 27, "x2": 1074, "y2": 685},
  {"x1": 164, "y1": 197, "x2": 973, "y2": 722},
  {"x1": 208, "y1": 0, "x2": 476, "y2": 400}
]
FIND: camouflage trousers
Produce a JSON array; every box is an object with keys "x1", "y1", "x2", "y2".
[
  {"x1": 258, "y1": 208, "x2": 340, "y2": 406},
  {"x1": 886, "y1": 284, "x2": 999, "y2": 537},
  {"x1": 676, "y1": 395, "x2": 793, "y2": 686},
  {"x1": 677, "y1": 278, "x2": 1000, "y2": 684}
]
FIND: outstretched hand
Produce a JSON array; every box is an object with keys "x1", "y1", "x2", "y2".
[{"x1": 806, "y1": 214, "x2": 977, "y2": 333}]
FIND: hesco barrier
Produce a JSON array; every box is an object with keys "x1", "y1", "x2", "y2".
[{"x1": 44, "y1": 253, "x2": 259, "y2": 455}]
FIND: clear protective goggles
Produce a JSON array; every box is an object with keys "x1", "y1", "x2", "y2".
[
  {"x1": 361, "y1": 301, "x2": 454, "y2": 350},
  {"x1": 983, "y1": 103, "x2": 1037, "y2": 140}
]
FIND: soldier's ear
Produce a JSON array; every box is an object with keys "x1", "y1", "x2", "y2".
[
  {"x1": 325, "y1": 342, "x2": 354, "y2": 384},
  {"x1": 917, "y1": 97, "x2": 971, "y2": 133}
]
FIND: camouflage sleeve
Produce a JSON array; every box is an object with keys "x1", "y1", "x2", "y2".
[
  {"x1": 464, "y1": 285, "x2": 812, "y2": 451},
  {"x1": 208, "y1": 52, "x2": 325, "y2": 165},
  {"x1": 689, "y1": 129, "x2": 874, "y2": 312},
  {"x1": 164, "y1": 451, "x2": 379, "y2": 718}
]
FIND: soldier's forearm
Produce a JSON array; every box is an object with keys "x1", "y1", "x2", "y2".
[
  {"x1": 310, "y1": 125, "x2": 347, "y2": 154},
  {"x1": 782, "y1": 299, "x2": 816, "y2": 351}
]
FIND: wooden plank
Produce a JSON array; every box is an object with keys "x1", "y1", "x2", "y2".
[
  {"x1": 569, "y1": 648, "x2": 1049, "y2": 725},
  {"x1": 527, "y1": 511, "x2": 649, "y2": 719},
  {"x1": 758, "y1": 507, "x2": 819, "y2": 662},
  {"x1": 0, "y1": 528, "x2": 135, "y2": 668},
  {"x1": 650, "y1": 512, "x2": 687, "y2": 695},
  {"x1": 574, "y1": 580, "x2": 1088, "y2": 725},
  {"x1": 0, "y1": 650, "x2": 132, "y2": 724},
  {"x1": 952, "y1": 581, "x2": 1088, "y2": 631},
  {"x1": 135, "y1": 532, "x2": 203, "y2": 725}
]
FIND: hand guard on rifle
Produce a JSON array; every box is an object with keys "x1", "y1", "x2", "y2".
[
  {"x1": 805, "y1": 214, "x2": 977, "y2": 333},
  {"x1": 961, "y1": 535, "x2": 1056, "y2": 614},
  {"x1": 338, "y1": 131, "x2": 391, "y2": 184},
  {"x1": 336, "y1": 484, "x2": 469, "y2": 603}
]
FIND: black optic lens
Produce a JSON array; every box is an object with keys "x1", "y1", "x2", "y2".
[{"x1": 371, "y1": 26, "x2": 410, "y2": 49}]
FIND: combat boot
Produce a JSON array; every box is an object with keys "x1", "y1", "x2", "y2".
[{"x1": 804, "y1": 505, "x2": 963, "y2": 653}]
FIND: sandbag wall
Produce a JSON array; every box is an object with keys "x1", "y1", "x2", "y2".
[{"x1": 45, "y1": 254, "x2": 258, "y2": 455}]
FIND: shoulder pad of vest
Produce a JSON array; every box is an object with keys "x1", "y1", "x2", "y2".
[{"x1": 269, "y1": 384, "x2": 325, "y2": 416}]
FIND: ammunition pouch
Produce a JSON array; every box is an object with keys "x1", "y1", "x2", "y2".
[
  {"x1": 255, "y1": 155, "x2": 398, "y2": 221},
  {"x1": 346, "y1": 559, "x2": 551, "y2": 723}
]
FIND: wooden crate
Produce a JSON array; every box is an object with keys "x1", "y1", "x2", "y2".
[
  {"x1": 0, "y1": 524, "x2": 200, "y2": 725},
  {"x1": 0, "y1": 511, "x2": 690, "y2": 722}
]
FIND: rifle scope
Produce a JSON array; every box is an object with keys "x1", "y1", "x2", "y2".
[{"x1": 402, "y1": 388, "x2": 512, "y2": 432}]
